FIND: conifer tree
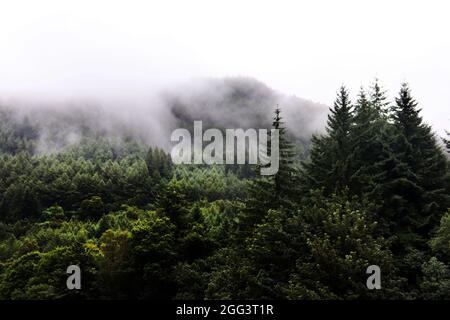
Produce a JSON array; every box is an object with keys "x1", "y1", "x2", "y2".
[
  {"x1": 243, "y1": 107, "x2": 298, "y2": 230},
  {"x1": 370, "y1": 78, "x2": 390, "y2": 117},
  {"x1": 348, "y1": 87, "x2": 388, "y2": 195},
  {"x1": 145, "y1": 147, "x2": 172, "y2": 181},
  {"x1": 272, "y1": 107, "x2": 298, "y2": 200},
  {"x1": 302, "y1": 86, "x2": 354, "y2": 194},
  {"x1": 376, "y1": 83, "x2": 450, "y2": 250}
]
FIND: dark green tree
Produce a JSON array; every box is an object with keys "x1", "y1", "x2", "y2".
[
  {"x1": 146, "y1": 147, "x2": 172, "y2": 181},
  {"x1": 243, "y1": 107, "x2": 298, "y2": 230},
  {"x1": 130, "y1": 212, "x2": 177, "y2": 299},
  {"x1": 376, "y1": 83, "x2": 450, "y2": 251},
  {"x1": 348, "y1": 87, "x2": 387, "y2": 195},
  {"x1": 301, "y1": 86, "x2": 353, "y2": 194},
  {"x1": 370, "y1": 78, "x2": 390, "y2": 117}
]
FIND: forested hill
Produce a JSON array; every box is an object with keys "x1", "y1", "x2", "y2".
[
  {"x1": 1, "y1": 80, "x2": 450, "y2": 300},
  {"x1": 0, "y1": 77, "x2": 328, "y2": 156},
  {"x1": 164, "y1": 77, "x2": 328, "y2": 150}
]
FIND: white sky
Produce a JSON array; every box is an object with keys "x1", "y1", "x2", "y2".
[{"x1": 0, "y1": 0, "x2": 449, "y2": 134}]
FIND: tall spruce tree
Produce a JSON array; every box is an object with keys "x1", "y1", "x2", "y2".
[
  {"x1": 348, "y1": 87, "x2": 387, "y2": 195},
  {"x1": 376, "y1": 83, "x2": 450, "y2": 251},
  {"x1": 272, "y1": 107, "x2": 298, "y2": 200},
  {"x1": 370, "y1": 78, "x2": 390, "y2": 117},
  {"x1": 301, "y1": 86, "x2": 354, "y2": 194},
  {"x1": 243, "y1": 107, "x2": 298, "y2": 230}
]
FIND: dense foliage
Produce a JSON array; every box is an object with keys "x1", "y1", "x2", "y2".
[{"x1": 0, "y1": 81, "x2": 449, "y2": 299}]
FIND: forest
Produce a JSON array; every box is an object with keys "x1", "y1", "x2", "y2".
[{"x1": 0, "y1": 80, "x2": 450, "y2": 300}]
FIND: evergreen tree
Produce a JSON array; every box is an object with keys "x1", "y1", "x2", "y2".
[
  {"x1": 145, "y1": 147, "x2": 172, "y2": 181},
  {"x1": 243, "y1": 107, "x2": 298, "y2": 229},
  {"x1": 376, "y1": 83, "x2": 450, "y2": 251},
  {"x1": 348, "y1": 87, "x2": 387, "y2": 195},
  {"x1": 272, "y1": 107, "x2": 298, "y2": 202},
  {"x1": 370, "y1": 78, "x2": 390, "y2": 117},
  {"x1": 286, "y1": 192, "x2": 399, "y2": 299},
  {"x1": 302, "y1": 86, "x2": 354, "y2": 194}
]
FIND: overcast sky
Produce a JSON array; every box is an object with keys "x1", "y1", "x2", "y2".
[{"x1": 1, "y1": 0, "x2": 449, "y2": 134}]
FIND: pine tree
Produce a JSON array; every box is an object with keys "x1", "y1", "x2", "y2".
[
  {"x1": 301, "y1": 86, "x2": 354, "y2": 194},
  {"x1": 353, "y1": 87, "x2": 372, "y2": 117},
  {"x1": 145, "y1": 147, "x2": 172, "y2": 181},
  {"x1": 376, "y1": 83, "x2": 450, "y2": 251},
  {"x1": 370, "y1": 78, "x2": 390, "y2": 117},
  {"x1": 348, "y1": 87, "x2": 388, "y2": 195},
  {"x1": 242, "y1": 107, "x2": 298, "y2": 230},
  {"x1": 272, "y1": 107, "x2": 298, "y2": 200}
]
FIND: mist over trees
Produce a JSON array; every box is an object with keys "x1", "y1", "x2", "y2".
[
  {"x1": 0, "y1": 78, "x2": 450, "y2": 299},
  {"x1": 0, "y1": 77, "x2": 328, "y2": 156}
]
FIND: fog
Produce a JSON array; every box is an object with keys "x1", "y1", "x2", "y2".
[
  {"x1": 0, "y1": 77, "x2": 328, "y2": 154},
  {"x1": 1, "y1": 0, "x2": 449, "y2": 139}
]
